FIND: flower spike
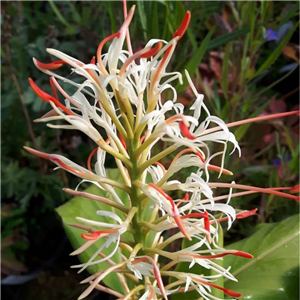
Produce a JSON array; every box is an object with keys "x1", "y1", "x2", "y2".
[{"x1": 25, "y1": 2, "x2": 298, "y2": 300}]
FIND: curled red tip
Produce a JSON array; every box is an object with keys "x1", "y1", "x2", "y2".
[
  {"x1": 90, "y1": 56, "x2": 96, "y2": 64},
  {"x1": 28, "y1": 78, "x2": 54, "y2": 102},
  {"x1": 35, "y1": 59, "x2": 66, "y2": 70},
  {"x1": 235, "y1": 251, "x2": 254, "y2": 259},
  {"x1": 173, "y1": 11, "x2": 191, "y2": 39},
  {"x1": 28, "y1": 78, "x2": 75, "y2": 116},
  {"x1": 81, "y1": 231, "x2": 102, "y2": 240},
  {"x1": 87, "y1": 147, "x2": 98, "y2": 171},
  {"x1": 179, "y1": 121, "x2": 196, "y2": 140},
  {"x1": 149, "y1": 183, "x2": 174, "y2": 205}
]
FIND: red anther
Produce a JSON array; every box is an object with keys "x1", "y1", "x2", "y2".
[
  {"x1": 28, "y1": 78, "x2": 75, "y2": 116},
  {"x1": 90, "y1": 56, "x2": 96, "y2": 64},
  {"x1": 140, "y1": 135, "x2": 145, "y2": 144},
  {"x1": 194, "y1": 151, "x2": 205, "y2": 163},
  {"x1": 35, "y1": 59, "x2": 66, "y2": 70},
  {"x1": 81, "y1": 228, "x2": 119, "y2": 240},
  {"x1": 290, "y1": 184, "x2": 300, "y2": 193},
  {"x1": 119, "y1": 134, "x2": 127, "y2": 150},
  {"x1": 179, "y1": 121, "x2": 196, "y2": 140},
  {"x1": 140, "y1": 42, "x2": 162, "y2": 58},
  {"x1": 97, "y1": 32, "x2": 121, "y2": 73},
  {"x1": 182, "y1": 193, "x2": 189, "y2": 201},
  {"x1": 234, "y1": 251, "x2": 254, "y2": 259},
  {"x1": 236, "y1": 208, "x2": 258, "y2": 219},
  {"x1": 204, "y1": 211, "x2": 210, "y2": 233},
  {"x1": 173, "y1": 11, "x2": 191, "y2": 39},
  {"x1": 87, "y1": 147, "x2": 98, "y2": 171}
]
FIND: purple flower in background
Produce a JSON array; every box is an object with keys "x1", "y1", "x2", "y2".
[
  {"x1": 265, "y1": 29, "x2": 278, "y2": 41},
  {"x1": 273, "y1": 154, "x2": 291, "y2": 166}
]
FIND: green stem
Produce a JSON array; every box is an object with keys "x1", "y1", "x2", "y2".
[{"x1": 139, "y1": 144, "x2": 177, "y2": 173}]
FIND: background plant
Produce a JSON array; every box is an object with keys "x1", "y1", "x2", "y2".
[{"x1": 1, "y1": 1, "x2": 299, "y2": 299}]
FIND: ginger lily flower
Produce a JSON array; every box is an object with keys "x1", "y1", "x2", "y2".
[{"x1": 25, "y1": 2, "x2": 299, "y2": 300}]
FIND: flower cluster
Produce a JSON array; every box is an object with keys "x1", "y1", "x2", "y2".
[{"x1": 25, "y1": 3, "x2": 299, "y2": 300}]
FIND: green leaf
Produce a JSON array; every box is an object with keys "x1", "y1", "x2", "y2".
[
  {"x1": 207, "y1": 27, "x2": 249, "y2": 51},
  {"x1": 178, "y1": 27, "x2": 215, "y2": 93},
  {"x1": 221, "y1": 43, "x2": 231, "y2": 100},
  {"x1": 49, "y1": 1, "x2": 71, "y2": 27},
  {"x1": 56, "y1": 169, "x2": 131, "y2": 295},
  {"x1": 224, "y1": 215, "x2": 300, "y2": 300}
]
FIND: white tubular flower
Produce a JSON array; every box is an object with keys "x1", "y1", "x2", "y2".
[{"x1": 70, "y1": 207, "x2": 137, "y2": 274}]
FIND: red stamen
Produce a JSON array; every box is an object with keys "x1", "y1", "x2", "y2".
[
  {"x1": 182, "y1": 193, "x2": 189, "y2": 201},
  {"x1": 23, "y1": 147, "x2": 94, "y2": 179},
  {"x1": 236, "y1": 208, "x2": 258, "y2": 219},
  {"x1": 209, "y1": 182, "x2": 300, "y2": 202},
  {"x1": 192, "y1": 277, "x2": 242, "y2": 298},
  {"x1": 35, "y1": 59, "x2": 66, "y2": 70},
  {"x1": 180, "y1": 212, "x2": 207, "y2": 220},
  {"x1": 290, "y1": 184, "x2": 300, "y2": 194},
  {"x1": 187, "y1": 250, "x2": 253, "y2": 259},
  {"x1": 140, "y1": 135, "x2": 145, "y2": 144},
  {"x1": 180, "y1": 212, "x2": 208, "y2": 242},
  {"x1": 28, "y1": 78, "x2": 75, "y2": 116},
  {"x1": 212, "y1": 208, "x2": 258, "y2": 224},
  {"x1": 148, "y1": 183, "x2": 191, "y2": 240},
  {"x1": 155, "y1": 162, "x2": 166, "y2": 174},
  {"x1": 87, "y1": 147, "x2": 98, "y2": 171},
  {"x1": 140, "y1": 42, "x2": 162, "y2": 58},
  {"x1": 149, "y1": 183, "x2": 174, "y2": 208},
  {"x1": 204, "y1": 211, "x2": 210, "y2": 232},
  {"x1": 173, "y1": 11, "x2": 191, "y2": 39},
  {"x1": 97, "y1": 32, "x2": 120, "y2": 76},
  {"x1": 52, "y1": 157, "x2": 93, "y2": 179},
  {"x1": 131, "y1": 257, "x2": 168, "y2": 300},
  {"x1": 179, "y1": 121, "x2": 196, "y2": 139},
  {"x1": 176, "y1": 193, "x2": 189, "y2": 207},
  {"x1": 207, "y1": 164, "x2": 233, "y2": 175},
  {"x1": 119, "y1": 134, "x2": 127, "y2": 150},
  {"x1": 146, "y1": 285, "x2": 155, "y2": 300},
  {"x1": 49, "y1": 78, "x2": 59, "y2": 101}
]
